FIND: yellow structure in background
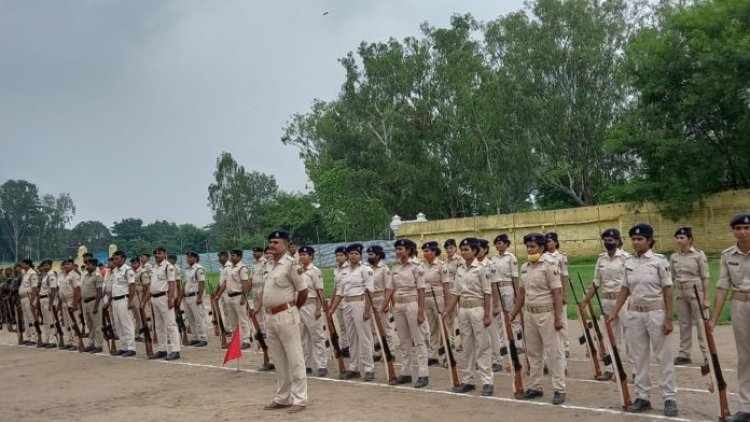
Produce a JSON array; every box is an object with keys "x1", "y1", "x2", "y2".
[
  {"x1": 74, "y1": 245, "x2": 88, "y2": 269},
  {"x1": 398, "y1": 189, "x2": 750, "y2": 258},
  {"x1": 108, "y1": 244, "x2": 117, "y2": 257}
]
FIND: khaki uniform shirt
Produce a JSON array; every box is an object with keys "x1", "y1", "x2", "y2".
[
  {"x1": 451, "y1": 258, "x2": 490, "y2": 300},
  {"x1": 387, "y1": 260, "x2": 424, "y2": 297},
  {"x1": 520, "y1": 254, "x2": 562, "y2": 307},
  {"x1": 19, "y1": 269, "x2": 39, "y2": 297},
  {"x1": 717, "y1": 245, "x2": 750, "y2": 292},
  {"x1": 227, "y1": 262, "x2": 249, "y2": 294},
  {"x1": 111, "y1": 265, "x2": 135, "y2": 297},
  {"x1": 150, "y1": 261, "x2": 176, "y2": 294},
  {"x1": 490, "y1": 252, "x2": 519, "y2": 283},
  {"x1": 174, "y1": 266, "x2": 183, "y2": 286},
  {"x1": 623, "y1": 250, "x2": 672, "y2": 305},
  {"x1": 183, "y1": 264, "x2": 206, "y2": 295},
  {"x1": 445, "y1": 254, "x2": 463, "y2": 284},
  {"x1": 104, "y1": 269, "x2": 114, "y2": 294},
  {"x1": 422, "y1": 259, "x2": 449, "y2": 296},
  {"x1": 371, "y1": 262, "x2": 390, "y2": 293},
  {"x1": 593, "y1": 249, "x2": 629, "y2": 294},
  {"x1": 134, "y1": 267, "x2": 151, "y2": 293},
  {"x1": 301, "y1": 263, "x2": 324, "y2": 299},
  {"x1": 39, "y1": 271, "x2": 58, "y2": 296},
  {"x1": 81, "y1": 270, "x2": 103, "y2": 299},
  {"x1": 337, "y1": 263, "x2": 374, "y2": 297},
  {"x1": 333, "y1": 263, "x2": 349, "y2": 291},
  {"x1": 252, "y1": 257, "x2": 267, "y2": 288},
  {"x1": 546, "y1": 249, "x2": 569, "y2": 278},
  {"x1": 59, "y1": 271, "x2": 81, "y2": 299},
  {"x1": 670, "y1": 247, "x2": 709, "y2": 284},
  {"x1": 262, "y1": 253, "x2": 305, "y2": 308}
]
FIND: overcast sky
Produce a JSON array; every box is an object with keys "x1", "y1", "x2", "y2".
[{"x1": 0, "y1": 0, "x2": 525, "y2": 228}]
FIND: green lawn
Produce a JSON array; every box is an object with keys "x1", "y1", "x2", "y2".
[{"x1": 204, "y1": 255, "x2": 731, "y2": 324}]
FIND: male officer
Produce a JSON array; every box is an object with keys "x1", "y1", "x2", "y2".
[
  {"x1": 251, "y1": 247, "x2": 267, "y2": 332},
  {"x1": 214, "y1": 249, "x2": 252, "y2": 349},
  {"x1": 18, "y1": 259, "x2": 38, "y2": 345},
  {"x1": 37, "y1": 260, "x2": 58, "y2": 348},
  {"x1": 709, "y1": 213, "x2": 750, "y2": 422},
  {"x1": 110, "y1": 251, "x2": 136, "y2": 357},
  {"x1": 141, "y1": 247, "x2": 181, "y2": 360},
  {"x1": 183, "y1": 252, "x2": 207, "y2": 347},
  {"x1": 261, "y1": 230, "x2": 308, "y2": 414},
  {"x1": 80, "y1": 259, "x2": 104, "y2": 353}
]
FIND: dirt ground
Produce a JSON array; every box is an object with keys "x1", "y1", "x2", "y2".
[{"x1": 0, "y1": 321, "x2": 741, "y2": 422}]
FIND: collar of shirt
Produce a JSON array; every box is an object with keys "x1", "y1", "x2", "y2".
[
  {"x1": 463, "y1": 258, "x2": 479, "y2": 268},
  {"x1": 678, "y1": 247, "x2": 697, "y2": 255},
  {"x1": 634, "y1": 250, "x2": 655, "y2": 259}
]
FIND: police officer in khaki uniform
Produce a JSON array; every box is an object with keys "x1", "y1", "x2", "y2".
[
  {"x1": 261, "y1": 230, "x2": 308, "y2": 414},
  {"x1": 444, "y1": 238, "x2": 493, "y2": 396},
  {"x1": 129, "y1": 258, "x2": 146, "y2": 340},
  {"x1": 59, "y1": 260, "x2": 82, "y2": 350},
  {"x1": 109, "y1": 251, "x2": 137, "y2": 357},
  {"x1": 216, "y1": 251, "x2": 235, "y2": 335},
  {"x1": 421, "y1": 241, "x2": 449, "y2": 367},
  {"x1": 81, "y1": 258, "x2": 104, "y2": 353},
  {"x1": 251, "y1": 247, "x2": 267, "y2": 332},
  {"x1": 545, "y1": 232, "x2": 570, "y2": 360},
  {"x1": 610, "y1": 224, "x2": 678, "y2": 416},
  {"x1": 142, "y1": 247, "x2": 181, "y2": 360},
  {"x1": 670, "y1": 227, "x2": 710, "y2": 366},
  {"x1": 582, "y1": 228, "x2": 632, "y2": 381},
  {"x1": 18, "y1": 259, "x2": 38, "y2": 345},
  {"x1": 477, "y1": 239, "x2": 503, "y2": 373},
  {"x1": 709, "y1": 213, "x2": 750, "y2": 422},
  {"x1": 215, "y1": 249, "x2": 252, "y2": 349},
  {"x1": 183, "y1": 251, "x2": 207, "y2": 347},
  {"x1": 491, "y1": 234, "x2": 523, "y2": 352},
  {"x1": 297, "y1": 246, "x2": 328, "y2": 377},
  {"x1": 444, "y1": 239, "x2": 462, "y2": 348},
  {"x1": 366, "y1": 245, "x2": 393, "y2": 361},
  {"x1": 332, "y1": 246, "x2": 350, "y2": 357},
  {"x1": 37, "y1": 260, "x2": 58, "y2": 348}
]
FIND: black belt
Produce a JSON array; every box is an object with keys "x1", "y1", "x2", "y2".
[
  {"x1": 113, "y1": 295, "x2": 128, "y2": 301},
  {"x1": 151, "y1": 291, "x2": 167, "y2": 298},
  {"x1": 186, "y1": 292, "x2": 197, "y2": 297},
  {"x1": 84, "y1": 297, "x2": 96, "y2": 303},
  {"x1": 228, "y1": 291, "x2": 242, "y2": 297},
  {"x1": 39, "y1": 295, "x2": 48, "y2": 299}
]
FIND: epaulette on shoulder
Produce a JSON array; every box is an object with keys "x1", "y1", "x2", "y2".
[
  {"x1": 543, "y1": 254, "x2": 557, "y2": 264},
  {"x1": 721, "y1": 246, "x2": 736, "y2": 255}
]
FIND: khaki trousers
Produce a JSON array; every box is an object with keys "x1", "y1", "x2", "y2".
[
  {"x1": 184, "y1": 295, "x2": 207, "y2": 341},
  {"x1": 627, "y1": 309, "x2": 676, "y2": 401},
  {"x1": 224, "y1": 295, "x2": 251, "y2": 342},
  {"x1": 343, "y1": 299, "x2": 374, "y2": 373},
  {"x1": 371, "y1": 294, "x2": 396, "y2": 352},
  {"x1": 131, "y1": 291, "x2": 143, "y2": 336},
  {"x1": 525, "y1": 310, "x2": 565, "y2": 392},
  {"x1": 83, "y1": 300, "x2": 103, "y2": 348},
  {"x1": 111, "y1": 298, "x2": 135, "y2": 351},
  {"x1": 394, "y1": 300, "x2": 429, "y2": 377},
  {"x1": 299, "y1": 303, "x2": 327, "y2": 370},
  {"x1": 152, "y1": 295, "x2": 180, "y2": 353},
  {"x1": 39, "y1": 298, "x2": 55, "y2": 344},
  {"x1": 424, "y1": 293, "x2": 445, "y2": 360},
  {"x1": 21, "y1": 297, "x2": 36, "y2": 341},
  {"x1": 497, "y1": 285, "x2": 524, "y2": 349},
  {"x1": 732, "y1": 298, "x2": 750, "y2": 412},
  {"x1": 221, "y1": 293, "x2": 235, "y2": 333},
  {"x1": 458, "y1": 306, "x2": 492, "y2": 385},
  {"x1": 253, "y1": 292, "x2": 265, "y2": 332},
  {"x1": 61, "y1": 299, "x2": 80, "y2": 345},
  {"x1": 601, "y1": 297, "x2": 633, "y2": 369},
  {"x1": 335, "y1": 307, "x2": 349, "y2": 349},
  {"x1": 267, "y1": 306, "x2": 307, "y2": 406},
  {"x1": 676, "y1": 284, "x2": 708, "y2": 361}
]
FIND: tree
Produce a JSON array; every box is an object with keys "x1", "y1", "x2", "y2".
[
  {"x1": 0, "y1": 180, "x2": 42, "y2": 260},
  {"x1": 70, "y1": 220, "x2": 112, "y2": 252},
  {"x1": 261, "y1": 192, "x2": 332, "y2": 245},
  {"x1": 37, "y1": 193, "x2": 76, "y2": 258}
]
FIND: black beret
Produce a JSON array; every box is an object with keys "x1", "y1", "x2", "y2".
[
  {"x1": 268, "y1": 229, "x2": 290, "y2": 240},
  {"x1": 459, "y1": 237, "x2": 480, "y2": 248},
  {"x1": 346, "y1": 243, "x2": 363, "y2": 254},
  {"x1": 230, "y1": 249, "x2": 243, "y2": 257},
  {"x1": 41, "y1": 259, "x2": 53, "y2": 266},
  {"x1": 186, "y1": 251, "x2": 199, "y2": 258},
  {"x1": 366, "y1": 245, "x2": 384, "y2": 254},
  {"x1": 674, "y1": 227, "x2": 692, "y2": 237},
  {"x1": 140, "y1": 253, "x2": 151, "y2": 258},
  {"x1": 629, "y1": 224, "x2": 654, "y2": 237},
  {"x1": 421, "y1": 241, "x2": 439, "y2": 250},
  {"x1": 394, "y1": 239, "x2": 417, "y2": 250},
  {"x1": 730, "y1": 213, "x2": 750, "y2": 227},
  {"x1": 494, "y1": 234, "x2": 510, "y2": 244},
  {"x1": 334, "y1": 246, "x2": 347, "y2": 254},
  {"x1": 523, "y1": 232, "x2": 545, "y2": 244},
  {"x1": 601, "y1": 228, "x2": 621, "y2": 239},
  {"x1": 167, "y1": 254, "x2": 177, "y2": 260},
  {"x1": 130, "y1": 258, "x2": 139, "y2": 264},
  {"x1": 252, "y1": 247, "x2": 264, "y2": 253},
  {"x1": 298, "y1": 246, "x2": 315, "y2": 255},
  {"x1": 443, "y1": 239, "x2": 457, "y2": 248},
  {"x1": 544, "y1": 232, "x2": 558, "y2": 241},
  {"x1": 478, "y1": 239, "x2": 490, "y2": 249},
  {"x1": 217, "y1": 251, "x2": 228, "y2": 258}
]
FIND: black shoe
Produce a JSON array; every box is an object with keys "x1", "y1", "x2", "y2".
[
  {"x1": 259, "y1": 363, "x2": 275, "y2": 371},
  {"x1": 164, "y1": 352, "x2": 180, "y2": 361},
  {"x1": 364, "y1": 372, "x2": 375, "y2": 382},
  {"x1": 44, "y1": 343, "x2": 57, "y2": 349},
  {"x1": 414, "y1": 377, "x2": 429, "y2": 388},
  {"x1": 673, "y1": 356, "x2": 691, "y2": 365},
  {"x1": 595, "y1": 371, "x2": 613, "y2": 381},
  {"x1": 627, "y1": 398, "x2": 652, "y2": 413},
  {"x1": 135, "y1": 337, "x2": 143, "y2": 342},
  {"x1": 341, "y1": 347, "x2": 350, "y2": 358},
  {"x1": 482, "y1": 384, "x2": 494, "y2": 396},
  {"x1": 241, "y1": 342, "x2": 251, "y2": 350},
  {"x1": 89, "y1": 347, "x2": 103, "y2": 354},
  {"x1": 188, "y1": 339, "x2": 200, "y2": 346},
  {"x1": 553, "y1": 391, "x2": 566, "y2": 405},
  {"x1": 149, "y1": 351, "x2": 168, "y2": 360},
  {"x1": 196, "y1": 341, "x2": 208, "y2": 347},
  {"x1": 492, "y1": 363, "x2": 502, "y2": 373},
  {"x1": 110, "y1": 349, "x2": 126, "y2": 356},
  {"x1": 317, "y1": 368, "x2": 328, "y2": 377},
  {"x1": 23, "y1": 340, "x2": 35, "y2": 346},
  {"x1": 518, "y1": 389, "x2": 544, "y2": 400},
  {"x1": 427, "y1": 358, "x2": 440, "y2": 367},
  {"x1": 389, "y1": 375, "x2": 412, "y2": 385},
  {"x1": 728, "y1": 411, "x2": 750, "y2": 422},
  {"x1": 452, "y1": 383, "x2": 476, "y2": 394},
  {"x1": 306, "y1": 367, "x2": 313, "y2": 375},
  {"x1": 121, "y1": 350, "x2": 136, "y2": 357},
  {"x1": 339, "y1": 370, "x2": 360, "y2": 380},
  {"x1": 83, "y1": 346, "x2": 94, "y2": 353},
  {"x1": 664, "y1": 400, "x2": 678, "y2": 417}
]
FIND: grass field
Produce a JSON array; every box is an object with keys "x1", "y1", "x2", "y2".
[{"x1": 204, "y1": 254, "x2": 731, "y2": 323}]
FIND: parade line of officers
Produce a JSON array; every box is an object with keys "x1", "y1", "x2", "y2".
[{"x1": 1, "y1": 214, "x2": 749, "y2": 421}]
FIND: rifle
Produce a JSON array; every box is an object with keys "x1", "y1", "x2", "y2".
[
  {"x1": 324, "y1": 307, "x2": 347, "y2": 375},
  {"x1": 569, "y1": 279, "x2": 602, "y2": 378},
  {"x1": 428, "y1": 284, "x2": 459, "y2": 387},
  {"x1": 249, "y1": 310, "x2": 271, "y2": 366},
  {"x1": 578, "y1": 274, "x2": 607, "y2": 360},
  {"x1": 15, "y1": 299, "x2": 24, "y2": 345},
  {"x1": 65, "y1": 304, "x2": 85, "y2": 352},
  {"x1": 136, "y1": 291, "x2": 153, "y2": 357},
  {"x1": 32, "y1": 298, "x2": 43, "y2": 347},
  {"x1": 366, "y1": 291, "x2": 397, "y2": 382},
  {"x1": 593, "y1": 284, "x2": 632, "y2": 410},
  {"x1": 693, "y1": 285, "x2": 730, "y2": 421},
  {"x1": 511, "y1": 278, "x2": 531, "y2": 375},
  {"x1": 210, "y1": 295, "x2": 228, "y2": 349},
  {"x1": 175, "y1": 307, "x2": 189, "y2": 346},
  {"x1": 51, "y1": 299, "x2": 66, "y2": 348},
  {"x1": 101, "y1": 305, "x2": 117, "y2": 353},
  {"x1": 205, "y1": 284, "x2": 220, "y2": 336},
  {"x1": 495, "y1": 282, "x2": 524, "y2": 397}
]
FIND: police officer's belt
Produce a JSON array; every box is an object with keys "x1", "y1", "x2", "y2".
[
  {"x1": 112, "y1": 295, "x2": 128, "y2": 301},
  {"x1": 459, "y1": 299, "x2": 483, "y2": 308},
  {"x1": 629, "y1": 302, "x2": 664, "y2": 312},
  {"x1": 267, "y1": 301, "x2": 296, "y2": 315},
  {"x1": 676, "y1": 280, "x2": 696, "y2": 290},
  {"x1": 151, "y1": 291, "x2": 167, "y2": 298},
  {"x1": 602, "y1": 292, "x2": 619, "y2": 300},
  {"x1": 343, "y1": 294, "x2": 365, "y2": 303},
  {"x1": 39, "y1": 295, "x2": 48, "y2": 299},
  {"x1": 227, "y1": 291, "x2": 243, "y2": 298},
  {"x1": 185, "y1": 292, "x2": 197, "y2": 297},
  {"x1": 497, "y1": 280, "x2": 514, "y2": 287},
  {"x1": 394, "y1": 295, "x2": 417, "y2": 304},
  {"x1": 83, "y1": 297, "x2": 96, "y2": 303},
  {"x1": 525, "y1": 304, "x2": 554, "y2": 314},
  {"x1": 732, "y1": 291, "x2": 750, "y2": 302}
]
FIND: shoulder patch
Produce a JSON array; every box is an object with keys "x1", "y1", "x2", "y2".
[{"x1": 367, "y1": 269, "x2": 374, "y2": 276}]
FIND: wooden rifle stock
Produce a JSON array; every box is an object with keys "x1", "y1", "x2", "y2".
[
  {"x1": 33, "y1": 300, "x2": 43, "y2": 347},
  {"x1": 578, "y1": 274, "x2": 607, "y2": 360},
  {"x1": 135, "y1": 291, "x2": 153, "y2": 357},
  {"x1": 175, "y1": 306, "x2": 189, "y2": 346},
  {"x1": 51, "y1": 301, "x2": 65, "y2": 348},
  {"x1": 249, "y1": 310, "x2": 270, "y2": 365},
  {"x1": 66, "y1": 305, "x2": 85, "y2": 352},
  {"x1": 693, "y1": 285, "x2": 730, "y2": 421},
  {"x1": 102, "y1": 305, "x2": 117, "y2": 353},
  {"x1": 325, "y1": 310, "x2": 347, "y2": 375},
  {"x1": 593, "y1": 284, "x2": 632, "y2": 410},
  {"x1": 569, "y1": 279, "x2": 602, "y2": 378},
  {"x1": 210, "y1": 297, "x2": 228, "y2": 349},
  {"x1": 366, "y1": 291, "x2": 396, "y2": 381},
  {"x1": 495, "y1": 282, "x2": 524, "y2": 396},
  {"x1": 15, "y1": 300, "x2": 24, "y2": 345},
  {"x1": 510, "y1": 280, "x2": 531, "y2": 374}
]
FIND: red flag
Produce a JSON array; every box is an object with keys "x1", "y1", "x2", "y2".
[{"x1": 223, "y1": 326, "x2": 242, "y2": 365}]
